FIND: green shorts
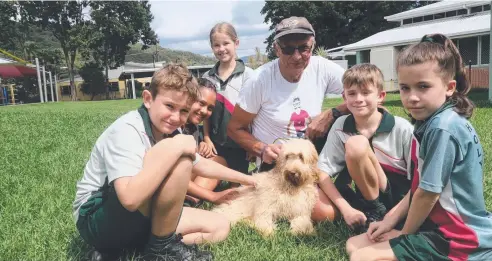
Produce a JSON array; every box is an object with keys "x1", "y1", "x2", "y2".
[
  {"x1": 76, "y1": 185, "x2": 151, "y2": 251},
  {"x1": 389, "y1": 231, "x2": 451, "y2": 261}
]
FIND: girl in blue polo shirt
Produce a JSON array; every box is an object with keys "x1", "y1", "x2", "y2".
[{"x1": 346, "y1": 33, "x2": 492, "y2": 261}]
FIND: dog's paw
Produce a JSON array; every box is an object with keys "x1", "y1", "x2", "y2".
[{"x1": 289, "y1": 216, "x2": 316, "y2": 235}]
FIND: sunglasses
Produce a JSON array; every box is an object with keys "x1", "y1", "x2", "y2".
[{"x1": 278, "y1": 44, "x2": 313, "y2": 55}]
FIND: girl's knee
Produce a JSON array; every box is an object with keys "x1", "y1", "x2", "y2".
[
  {"x1": 311, "y1": 192, "x2": 338, "y2": 222},
  {"x1": 346, "y1": 236, "x2": 359, "y2": 256},
  {"x1": 345, "y1": 136, "x2": 370, "y2": 161}
]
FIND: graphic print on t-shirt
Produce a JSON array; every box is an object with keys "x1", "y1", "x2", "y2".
[{"x1": 287, "y1": 97, "x2": 312, "y2": 138}]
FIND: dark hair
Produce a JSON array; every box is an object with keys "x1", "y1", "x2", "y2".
[
  {"x1": 197, "y1": 77, "x2": 217, "y2": 93},
  {"x1": 397, "y1": 33, "x2": 474, "y2": 119},
  {"x1": 149, "y1": 63, "x2": 199, "y2": 102}
]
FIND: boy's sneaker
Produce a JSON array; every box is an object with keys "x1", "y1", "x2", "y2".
[
  {"x1": 357, "y1": 203, "x2": 387, "y2": 234},
  {"x1": 141, "y1": 234, "x2": 213, "y2": 261}
]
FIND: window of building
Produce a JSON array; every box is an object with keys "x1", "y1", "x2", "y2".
[
  {"x1": 434, "y1": 12, "x2": 445, "y2": 19},
  {"x1": 423, "y1": 14, "x2": 433, "y2": 21},
  {"x1": 457, "y1": 9, "x2": 468, "y2": 15},
  {"x1": 457, "y1": 37, "x2": 478, "y2": 65},
  {"x1": 481, "y1": 35, "x2": 489, "y2": 65},
  {"x1": 109, "y1": 82, "x2": 119, "y2": 92},
  {"x1": 402, "y1": 18, "x2": 412, "y2": 25},
  {"x1": 484, "y1": 4, "x2": 490, "y2": 11},
  {"x1": 61, "y1": 86, "x2": 70, "y2": 95},
  {"x1": 360, "y1": 50, "x2": 370, "y2": 63},
  {"x1": 470, "y1": 6, "x2": 483, "y2": 14},
  {"x1": 445, "y1": 10, "x2": 457, "y2": 18},
  {"x1": 413, "y1": 16, "x2": 423, "y2": 22}
]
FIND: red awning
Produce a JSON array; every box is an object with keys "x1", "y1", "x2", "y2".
[{"x1": 0, "y1": 64, "x2": 38, "y2": 78}]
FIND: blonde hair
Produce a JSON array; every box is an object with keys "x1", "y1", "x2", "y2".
[
  {"x1": 397, "y1": 33, "x2": 473, "y2": 118},
  {"x1": 343, "y1": 63, "x2": 384, "y2": 92},
  {"x1": 209, "y1": 22, "x2": 238, "y2": 44},
  {"x1": 149, "y1": 63, "x2": 199, "y2": 102}
]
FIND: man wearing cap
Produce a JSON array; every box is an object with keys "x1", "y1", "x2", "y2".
[{"x1": 227, "y1": 16, "x2": 349, "y2": 222}]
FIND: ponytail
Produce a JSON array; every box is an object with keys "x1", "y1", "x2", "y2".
[
  {"x1": 443, "y1": 37, "x2": 474, "y2": 118},
  {"x1": 399, "y1": 34, "x2": 475, "y2": 119}
]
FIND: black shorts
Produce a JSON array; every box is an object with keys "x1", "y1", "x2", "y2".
[
  {"x1": 333, "y1": 168, "x2": 399, "y2": 213},
  {"x1": 215, "y1": 144, "x2": 249, "y2": 174},
  {"x1": 76, "y1": 186, "x2": 151, "y2": 251}
]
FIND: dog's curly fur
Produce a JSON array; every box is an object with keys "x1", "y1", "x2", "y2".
[{"x1": 212, "y1": 139, "x2": 320, "y2": 236}]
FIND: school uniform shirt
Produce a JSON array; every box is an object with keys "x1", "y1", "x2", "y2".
[
  {"x1": 72, "y1": 105, "x2": 200, "y2": 222},
  {"x1": 181, "y1": 123, "x2": 200, "y2": 146},
  {"x1": 409, "y1": 103, "x2": 492, "y2": 260},
  {"x1": 238, "y1": 56, "x2": 345, "y2": 146},
  {"x1": 317, "y1": 109, "x2": 414, "y2": 201},
  {"x1": 202, "y1": 59, "x2": 254, "y2": 148}
]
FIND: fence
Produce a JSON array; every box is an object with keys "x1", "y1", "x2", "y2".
[{"x1": 468, "y1": 65, "x2": 489, "y2": 90}]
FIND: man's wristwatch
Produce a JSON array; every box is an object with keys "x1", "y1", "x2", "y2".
[{"x1": 331, "y1": 107, "x2": 342, "y2": 119}]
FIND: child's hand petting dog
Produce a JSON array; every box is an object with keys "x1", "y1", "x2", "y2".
[
  {"x1": 211, "y1": 189, "x2": 241, "y2": 205},
  {"x1": 367, "y1": 220, "x2": 401, "y2": 242}
]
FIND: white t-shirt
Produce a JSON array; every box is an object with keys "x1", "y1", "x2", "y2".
[
  {"x1": 238, "y1": 56, "x2": 345, "y2": 145},
  {"x1": 72, "y1": 110, "x2": 200, "y2": 222}
]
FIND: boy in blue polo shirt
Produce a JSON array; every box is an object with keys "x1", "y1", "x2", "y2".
[{"x1": 314, "y1": 64, "x2": 413, "y2": 233}]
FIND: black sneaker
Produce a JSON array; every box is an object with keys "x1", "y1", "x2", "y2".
[
  {"x1": 141, "y1": 234, "x2": 213, "y2": 261},
  {"x1": 356, "y1": 204, "x2": 387, "y2": 234}
]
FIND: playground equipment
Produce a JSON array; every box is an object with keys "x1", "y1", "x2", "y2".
[{"x1": 0, "y1": 84, "x2": 17, "y2": 106}]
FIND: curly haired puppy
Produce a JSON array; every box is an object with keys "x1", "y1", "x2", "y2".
[{"x1": 212, "y1": 139, "x2": 320, "y2": 236}]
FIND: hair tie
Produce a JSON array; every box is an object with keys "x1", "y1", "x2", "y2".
[{"x1": 422, "y1": 36, "x2": 434, "y2": 43}]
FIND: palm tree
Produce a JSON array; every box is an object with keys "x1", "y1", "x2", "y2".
[{"x1": 314, "y1": 46, "x2": 328, "y2": 58}]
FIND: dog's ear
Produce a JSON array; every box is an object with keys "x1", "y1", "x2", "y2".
[{"x1": 304, "y1": 141, "x2": 319, "y2": 166}]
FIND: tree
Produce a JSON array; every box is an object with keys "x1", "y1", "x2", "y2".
[
  {"x1": 79, "y1": 61, "x2": 105, "y2": 101},
  {"x1": 247, "y1": 47, "x2": 268, "y2": 69},
  {"x1": 19, "y1": 1, "x2": 89, "y2": 101},
  {"x1": 87, "y1": 1, "x2": 157, "y2": 99},
  {"x1": 260, "y1": 1, "x2": 434, "y2": 59}
]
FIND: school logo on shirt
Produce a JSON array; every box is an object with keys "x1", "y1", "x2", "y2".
[{"x1": 287, "y1": 97, "x2": 312, "y2": 139}]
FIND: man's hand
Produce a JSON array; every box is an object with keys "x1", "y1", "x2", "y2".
[
  {"x1": 306, "y1": 110, "x2": 333, "y2": 140},
  {"x1": 342, "y1": 206, "x2": 367, "y2": 229},
  {"x1": 261, "y1": 144, "x2": 282, "y2": 164}
]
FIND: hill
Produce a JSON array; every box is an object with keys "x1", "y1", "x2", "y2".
[{"x1": 125, "y1": 43, "x2": 217, "y2": 65}]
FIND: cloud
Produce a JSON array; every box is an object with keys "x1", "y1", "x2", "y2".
[{"x1": 149, "y1": 0, "x2": 271, "y2": 58}]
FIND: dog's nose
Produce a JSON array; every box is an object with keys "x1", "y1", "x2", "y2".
[{"x1": 285, "y1": 171, "x2": 301, "y2": 186}]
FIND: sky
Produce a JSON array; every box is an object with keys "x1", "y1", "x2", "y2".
[{"x1": 149, "y1": 0, "x2": 271, "y2": 58}]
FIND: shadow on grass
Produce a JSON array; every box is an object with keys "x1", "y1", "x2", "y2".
[
  {"x1": 66, "y1": 233, "x2": 92, "y2": 261},
  {"x1": 65, "y1": 233, "x2": 141, "y2": 261}
]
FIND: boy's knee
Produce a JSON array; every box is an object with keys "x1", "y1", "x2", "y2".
[
  {"x1": 345, "y1": 135, "x2": 370, "y2": 161},
  {"x1": 213, "y1": 215, "x2": 231, "y2": 242},
  {"x1": 174, "y1": 156, "x2": 194, "y2": 175}
]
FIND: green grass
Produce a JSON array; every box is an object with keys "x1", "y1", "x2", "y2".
[{"x1": 0, "y1": 93, "x2": 491, "y2": 261}]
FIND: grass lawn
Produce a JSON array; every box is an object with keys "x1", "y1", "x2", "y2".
[{"x1": 0, "y1": 93, "x2": 491, "y2": 261}]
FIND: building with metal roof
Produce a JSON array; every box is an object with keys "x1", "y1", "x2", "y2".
[{"x1": 330, "y1": 0, "x2": 491, "y2": 91}]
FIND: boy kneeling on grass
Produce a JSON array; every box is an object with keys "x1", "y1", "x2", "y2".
[
  {"x1": 313, "y1": 64, "x2": 414, "y2": 233},
  {"x1": 72, "y1": 64, "x2": 255, "y2": 261}
]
